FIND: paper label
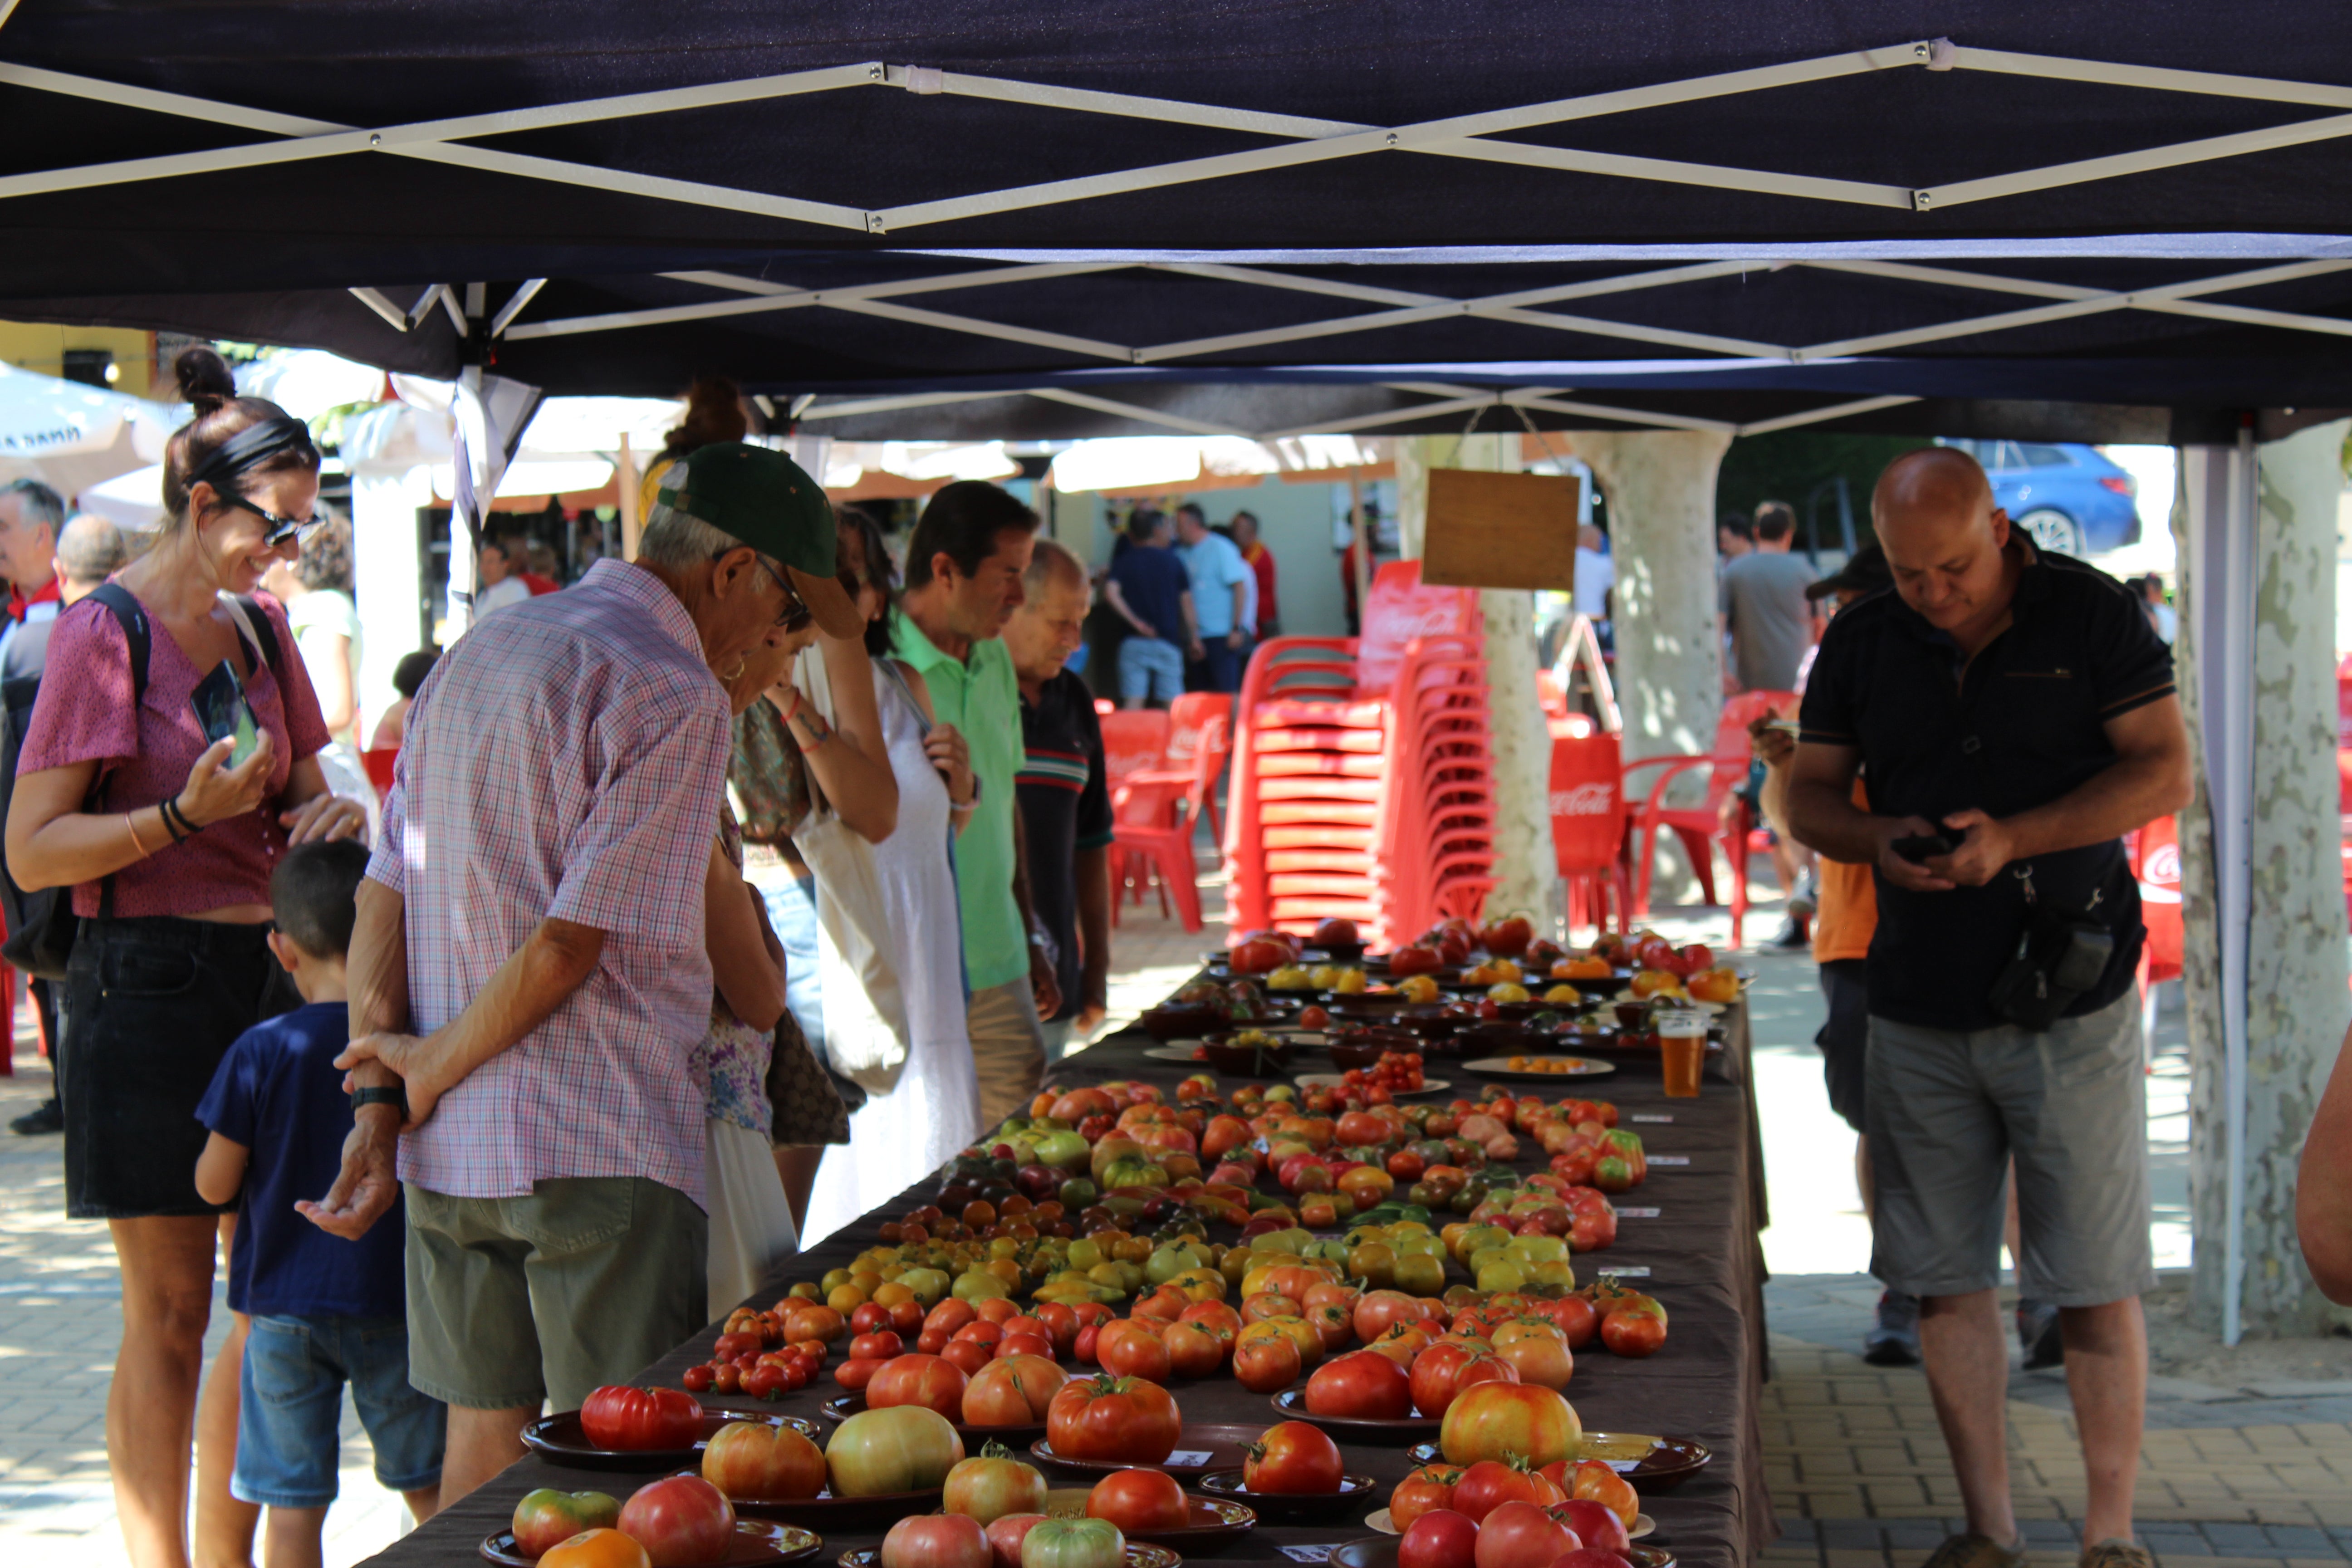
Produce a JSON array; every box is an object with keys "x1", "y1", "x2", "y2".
[
  {"x1": 1646, "y1": 1155, "x2": 1691, "y2": 1166},
  {"x1": 1606, "y1": 1460, "x2": 1644, "y2": 1474},
  {"x1": 1630, "y1": 1113, "x2": 1674, "y2": 1123},
  {"x1": 1614, "y1": 1207, "x2": 1661, "y2": 1218},
  {"x1": 1596, "y1": 1265, "x2": 1652, "y2": 1278},
  {"x1": 1281, "y1": 1548, "x2": 1335, "y2": 1563},
  {"x1": 1165, "y1": 1450, "x2": 1215, "y2": 1467}
]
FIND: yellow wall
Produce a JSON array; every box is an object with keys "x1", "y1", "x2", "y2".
[{"x1": 0, "y1": 321, "x2": 157, "y2": 397}]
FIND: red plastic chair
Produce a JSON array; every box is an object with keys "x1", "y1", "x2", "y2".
[
  {"x1": 2133, "y1": 813, "x2": 2183, "y2": 1060},
  {"x1": 362, "y1": 746, "x2": 401, "y2": 794},
  {"x1": 1163, "y1": 693, "x2": 1233, "y2": 838},
  {"x1": 1624, "y1": 691, "x2": 1799, "y2": 940},
  {"x1": 1098, "y1": 710, "x2": 1171, "y2": 788},
  {"x1": 1549, "y1": 715, "x2": 1629, "y2": 939},
  {"x1": 1109, "y1": 765, "x2": 1206, "y2": 933}
]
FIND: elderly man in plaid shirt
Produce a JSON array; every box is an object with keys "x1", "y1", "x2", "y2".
[{"x1": 304, "y1": 444, "x2": 859, "y2": 1505}]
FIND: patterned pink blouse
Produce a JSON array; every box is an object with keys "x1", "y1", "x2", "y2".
[{"x1": 19, "y1": 586, "x2": 328, "y2": 918}]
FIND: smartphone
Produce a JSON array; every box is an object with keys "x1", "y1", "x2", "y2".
[
  {"x1": 190, "y1": 660, "x2": 261, "y2": 768},
  {"x1": 1892, "y1": 828, "x2": 1962, "y2": 863}
]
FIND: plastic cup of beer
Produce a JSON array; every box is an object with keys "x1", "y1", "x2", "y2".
[{"x1": 1656, "y1": 1008, "x2": 1706, "y2": 1098}]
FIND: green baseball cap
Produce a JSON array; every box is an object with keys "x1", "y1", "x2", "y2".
[{"x1": 656, "y1": 441, "x2": 861, "y2": 637}]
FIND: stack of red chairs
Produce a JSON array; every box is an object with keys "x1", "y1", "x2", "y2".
[{"x1": 1225, "y1": 562, "x2": 1496, "y2": 947}]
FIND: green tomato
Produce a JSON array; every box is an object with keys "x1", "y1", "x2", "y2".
[
  {"x1": 1022, "y1": 1517, "x2": 1127, "y2": 1568},
  {"x1": 952, "y1": 1269, "x2": 1012, "y2": 1302}
]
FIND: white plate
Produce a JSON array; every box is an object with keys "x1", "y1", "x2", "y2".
[
  {"x1": 1364, "y1": 1509, "x2": 1652, "y2": 1540},
  {"x1": 1460, "y1": 1055, "x2": 1618, "y2": 1080},
  {"x1": 1294, "y1": 1073, "x2": 1450, "y2": 1096},
  {"x1": 1143, "y1": 1044, "x2": 1205, "y2": 1062}
]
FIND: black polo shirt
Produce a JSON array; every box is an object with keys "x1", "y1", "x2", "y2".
[{"x1": 1798, "y1": 546, "x2": 2175, "y2": 1030}]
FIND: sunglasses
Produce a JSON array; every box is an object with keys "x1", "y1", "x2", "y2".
[
  {"x1": 226, "y1": 495, "x2": 328, "y2": 551},
  {"x1": 725, "y1": 549, "x2": 813, "y2": 631}
]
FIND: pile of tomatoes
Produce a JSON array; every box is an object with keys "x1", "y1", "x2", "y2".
[{"x1": 1342, "y1": 1049, "x2": 1426, "y2": 1094}]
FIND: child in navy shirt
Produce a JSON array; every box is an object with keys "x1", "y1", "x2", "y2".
[{"x1": 196, "y1": 840, "x2": 444, "y2": 1562}]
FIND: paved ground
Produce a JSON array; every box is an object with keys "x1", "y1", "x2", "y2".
[{"x1": 1, "y1": 858, "x2": 2342, "y2": 1568}]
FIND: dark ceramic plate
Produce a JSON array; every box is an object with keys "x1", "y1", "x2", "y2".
[
  {"x1": 1040, "y1": 1491, "x2": 1257, "y2": 1550},
  {"x1": 818, "y1": 1393, "x2": 1047, "y2": 1447},
  {"x1": 1191, "y1": 1468, "x2": 1381, "y2": 1523},
  {"x1": 482, "y1": 1520, "x2": 820, "y2": 1566},
  {"x1": 727, "y1": 1485, "x2": 946, "y2": 1526},
  {"x1": 1401, "y1": 1433, "x2": 1713, "y2": 1493},
  {"x1": 1330, "y1": 1538, "x2": 1671, "y2": 1568},
  {"x1": 1268, "y1": 1389, "x2": 1441, "y2": 1442},
  {"x1": 1030, "y1": 1422, "x2": 1268, "y2": 1476},
  {"x1": 520, "y1": 1409, "x2": 823, "y2": 1472},
  {"x1": 842, "y1": 1548, "x2": 1179, "y2": 1568}
]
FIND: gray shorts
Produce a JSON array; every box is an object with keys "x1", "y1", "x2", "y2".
[{"x1": 1865, "y1": 992, "x2": 2154, "y2": 1306}]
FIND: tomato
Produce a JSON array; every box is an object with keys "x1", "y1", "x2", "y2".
[
  {"x1": 1494, "y1": 1332, "x2": 1574, "y2": 1391},
  {"x1": 1409, "y1": 1343, "x2": 1508, "y2": 1419},
  {"x1": 963, "y1": 1356, "x2": 1066, "y2": 1425},
  {"x1": 1547, "y1": 1296, "x2": 1599, "y2": 1349},
  {"x1": 1551, "y1": 1500, "x2": 1630, "y2": 1553},
  {"x1": 1232, "y1": 1331, "x2": 1302, "y2": 1393},
  {"x1": 1161, "y1": 1321, "x2": 1225, "y2": 1379},
  {"x1": 1397, "y1": 1510, "x2": 1479, "y2": 1568},
  {"x1": 1599, "y1": 1310, "x2": 1665, "y2": 1358},
  {"x1": 541, "y1": 1529, "x2": 653, "y2": 1568},
  {"x1": 579, "y1": 1386, "x2": 702, "y2": 1452},
  {"x1": 1389, "y1": 1465, "x2": 1460, "y2": 1530},
  {"x1": 1569, "y1": 1460, "x2": 1640, "y2": 1527},
  {"x1": 986, "y1": 1515, "x2": 1048, "y2": 1568},
  {"x1": 944, "y1": 1447, "x2": 1051, "y2": 1524},
  {"x1": 1474, "y1": 1500, "x2": 1578, "y2": 1568},
  {"x1": 1352, "y1": 1289, "x2": 1422, "y2": 1343},
  {"x1": 1095, "y1": 1320, "x2": 1172, "y2": 1382},
  {"x1": 1303, "y1": 1349, "x2": 1411, "y2": 1419},
  {"x1": 1032, "y1": 1302, "x2": 1081, "y2": 1356},
  {"x1": 942, "y1": 1337, "x2": 995, "y2": 1378},
  {"x1": 1020, "y1": 1518, "x2": 1127, "y2": 1568},
  {"x1": 928, "y1": 1299, "x2": 980, "y2": 1337},
  {"x1": 1438, "y1": 1382, "x2": 1582, "y2": 1470},
  {"x1": 1045, "y1": 1373, "x2": 1181, "y2": 1464},
  {"x1": 996, "y1": 1333, "x2": 1055, "y2": 1362},
  {"x1": 1451, "y1": 1458, "x2": 1563, "y2": 1523},
  {"x1": 513, "y1": 1490, "x2": 621, "y2": 1556},
  {"x1": 852, "y1": 1332, "x2": 906, "y2": 1361},
  {"x1": 1387, "y1": 945, "x2": 1442, "y2": 978},
  {"x1": 616, "y1": 1475, "x2": 735, "y2": 1568},
  {"x1": 701, "y1": 1421, "x2": 825, "y2": 1501},
  {"x1": 1241, "y1": 1420, "x2": 1343, "y2": 1494},
  {"x1": 1314, "y1": 917, "x2": 1359, "y2": 946},
  {"x1": 1177, "y1": 1300, "x2": 1243, "y2": 1343},
  {"x1": 1478, "y1": 915, "x2": 1534, "y2": 958},
  {"x1": 826, "y1": 1406, "x2": 966, "y2": 1496},
  {"x1": 1086, "y1": 1467, "x2": 1189, "y2": 1532},
  {"x1": 835, "y1": 1358, "x2": 887, "y2": 1392},
  {"x1": 882, "y1": 1513, "x2": 993, "y2": 1568},
  {"x1": 1230, "y1": 939, "x2": 1290, "y2": 974}
]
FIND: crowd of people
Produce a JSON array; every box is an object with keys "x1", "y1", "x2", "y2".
[
  {"x1": 0, "y1": 358, "x2": 1131, "y2": 1568},
  {"x1": 1097, "y1": 499, "x2": 1277, "y2": 701}
]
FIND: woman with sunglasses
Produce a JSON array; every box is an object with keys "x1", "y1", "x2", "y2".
[{"x1": 5, "y1": 347, "x2": 366, "y2": 1568}]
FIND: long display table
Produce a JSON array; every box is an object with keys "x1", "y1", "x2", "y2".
[{"x1": 371, "y1": 998, "x2": 1774, "y2": 1568}]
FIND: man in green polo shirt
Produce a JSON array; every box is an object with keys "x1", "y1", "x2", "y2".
[{"x1": 893, "y1": 480, "x2": 1057, "y2": 1129}]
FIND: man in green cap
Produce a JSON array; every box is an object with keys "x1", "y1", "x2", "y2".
[{"x1": 320, "y1": 442, "x2": 858, "y2": 1501}]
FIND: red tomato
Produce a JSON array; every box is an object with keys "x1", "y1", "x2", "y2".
[
  {"x1": 927, "y1": 1299, "x2": 980, "y2": 1337},
  {"x1": 941, "y1": 1338, "x2": 995, "y2": 1377},
  {"x1": 1303, "y1": 1349, "x2": 1412, "y2": 1420},
  {"x1": 1095, "y1": 1320, "x2": 1172, "y2": 1382},
  {"x1": 1085, "y1": 1467, "x2": 1189, "y2": 1532},
  {"x1": 701, "y1": 1420, "x2": 824, "y2": 1502},
  {"x1": 851, "y1": 1332, "x2": 905, "y2": 1361},
  {"x1": 714, "y1": 1331, "x2": 764, "y2": 1362},
  {"x1": 1599, "y1": 1311, "x2": 1665, "y2": 1358},
  {"x1": 943, "y1": 1450, "x2": 1049, "y2": 1524},
  {"x1": 1389, "y1": 1465, "x2": 1460, "y2": 1531},
  {"x1": 579, "y1": 1386, "x2": 702, "y2": 1452},
  {"x1": 1313, "y1": 917, "x2": 1359, "y2": 946},
  {"x1": 1230, "y1": 939, "x2": 1290, "y2": 974},
  {"x1": 742, "y1": 1364, "x2": 784, "y2": 1400},
  {"x1": 881, "y1": 1513, "x2": 993, "y2": 1568},
  {"x1": 985, "y1": 1515, "x2": 1047, "y2": 1568},
  {"x1": 1478, "y1": 914, "x2": 1534, "y2": 957},
  {"x1": 1547, "y1": 1297, "x2": 1599, "y2": 1349},
  {"x1": 1550, "y1": 1500, "x2": 1630, "y2": 1553},
  {"x1": 1387, "y1": 946, "x2": 1442, "y2": 978},
  {"x1": 962, "y1": 1356, "x2": 1065, "y2": 1425},
  {"x1": 1398, "y1": 1510, "x2": 1480, "y2": 1568},
  {"x1": 616, "y1": 1475, "x2": 735, "y2": 1568},
  {"x1": 867, "y1": 1353, "x2": 970, "y2": 1418},
  {"x1": 1474, "y1": 1502, "x2": 1578, "y2": 1568},
  {"x1": 995, "y1": 1333, "x2": 1055, "y2": 1362},
  {"x1": 681, "y1": 1365, "x2": 714, "y2": 1393},
  {"x1": 513, "y1": 1489, "x2": 622, "y2": 1557},
  {"x1": 1241, "y1": 1420, "x2": 1343, "y2": 1494},
  {"x1": 1232, "y1": 1332, "x2": 1302, "y2": 1393},
  {"x1": 1437, "y1": 1382, "x2": 1582, "y2": 1470},
  {"x1": 851, "y1": 1303, "x2": 892, "y2": 1337},
  {"x1": 1569, "y1": 1460, "x2": 1640, "y2": 1528},
  {"x1": 1451, "y1": 1458, "x2": 1564, "y2": 1523},
  {"x1": 1161, "y1": 1321, "x2": 1225, "y2": 1379},
  {"x1": 1045, "y1": 1373, "x2": 1181, "y2": 1464}
]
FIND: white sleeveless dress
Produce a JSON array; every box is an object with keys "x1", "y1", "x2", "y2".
[{"x1": 800, "y1": 660, "x2": 980, "y2": 1243}]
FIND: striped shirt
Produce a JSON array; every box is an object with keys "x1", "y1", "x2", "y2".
[{"x1": 367, "y1": 559, "x2": 730, "y2": 1207}]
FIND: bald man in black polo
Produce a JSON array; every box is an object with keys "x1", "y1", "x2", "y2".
[{"x1": 1785, "y1": 446, "x2": 2190, "y2": 1568}]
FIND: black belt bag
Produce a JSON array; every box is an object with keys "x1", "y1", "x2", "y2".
[{"x1": 1986, "y1": 865, "x2": 2114, "y2": 1032}]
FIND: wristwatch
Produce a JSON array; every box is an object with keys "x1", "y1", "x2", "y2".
[{"x1": 351, "y1": 1085, "x2": 408, "y2": 1117}]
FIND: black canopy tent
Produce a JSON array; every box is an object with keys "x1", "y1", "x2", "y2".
[{"x1": 1, "y1": 3, "x2": 2351, "y2": 436}]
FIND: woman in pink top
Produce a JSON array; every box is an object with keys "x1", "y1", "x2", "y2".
[{"x1": 6, "y1": 348, "x2": 365, "y2": 1568}]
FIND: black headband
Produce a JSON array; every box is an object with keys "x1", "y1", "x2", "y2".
[{"x1": 182, "y1": 415, "x2": 317, "y2": 494}]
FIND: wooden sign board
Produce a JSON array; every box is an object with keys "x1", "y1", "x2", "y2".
[{"x1": 1420, "y1": 468, "x2": 1582, "y2": 592}]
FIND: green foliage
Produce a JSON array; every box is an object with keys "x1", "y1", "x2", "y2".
[{"x1": 1714, "y1": 431, "x2": 1934, "y2": 550}]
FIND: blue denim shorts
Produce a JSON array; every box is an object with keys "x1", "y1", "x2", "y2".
[
  {"x1": 1118, "y1": 636, "x2": 1185, "y2": 703},
  {"x1": 235, "y1": 1313, "x2": 445, "y2": 1509}
]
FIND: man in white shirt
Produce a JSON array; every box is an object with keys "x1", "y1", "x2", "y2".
[
  {"x1": 472, "y1": 535, "x2": 533, "y2": 619},
  {"x1": 1572, "y1": 524, "x2": 1615, "y2": 623},
  {"x1": 0, "y1": 480, "x2": 64, "y2": 675}
]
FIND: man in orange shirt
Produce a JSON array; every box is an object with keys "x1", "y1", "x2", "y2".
[{"x1": 1755, "y1": 542, "x2": 1920, "y2": 1366}]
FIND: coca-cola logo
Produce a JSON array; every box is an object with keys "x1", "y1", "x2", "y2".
[
  {"x1": 1550, "y1": 782, "x2": 1615, "y2": 816},
  {"x1": 2140, "y1": 841, "x2": 2181, "y2": 902}
]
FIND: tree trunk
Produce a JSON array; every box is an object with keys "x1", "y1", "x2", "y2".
[
  {"x1": 1563, "y1": 431, "x2": 1733, "y2": 901},
  {"x1": 2182, "y1": 418, "x2": 2352, "y2": 1336},
  {"x1": 1395, "y1": 435, "x2": 1567, "y2": 930}
]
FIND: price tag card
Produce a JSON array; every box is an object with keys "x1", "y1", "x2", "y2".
[
  {"x1": 1281, "y1": 1548, "x2": 1336, "y2": 1563},
  {"x1": 1614, "y1": 1207, "x2": 1661, "y2": 1219},
  {"x1": 1605, "y1": 1459, "x2": 1645, "y2": 1474},
  {"x1": 1166, "y1": 1451, "x2": 1215, "y2": 1467},
  {"x1": 1647, "y1": 1155, "x2": 1691, "y2": 1166},
  {"x1": 1630, "y1": 1113, "x2": 1675, "y2": 1123},
  {"x1": 1595, "y1": 1265, "x2": 1653, "y2": 1278}
]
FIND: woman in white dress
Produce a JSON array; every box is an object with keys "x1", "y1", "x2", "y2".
[
  {"x1": 260, "y1": 515, "x2": 376, "y2": 831},
  {"x1": 799, "y1": 512, "x2": 980, "y2": 1241}
]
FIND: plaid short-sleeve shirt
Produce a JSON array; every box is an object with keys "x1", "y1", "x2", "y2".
[{"x1": 368, "y1": 560, "x2": 730, "y2": 1207}]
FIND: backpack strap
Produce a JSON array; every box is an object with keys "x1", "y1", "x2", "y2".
[
  {"x1": 83, "y1": 582, "x2": 150, "y2": 705},
  {"x1": 219, "y1": 593, "x2": 285, "y2": 682}
]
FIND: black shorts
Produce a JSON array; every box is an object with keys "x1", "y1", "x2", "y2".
[
  {"x1": 62, "y1": 916, "x2": 299, "y2": 1220},
  {"x1": 1817, "y1": 958, "x2": 1870, "y2": 1135}
]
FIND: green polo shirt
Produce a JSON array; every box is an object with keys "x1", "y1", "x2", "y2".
[{"x1": 892, "y1": 610, "x2": 1029, "y2": 992}]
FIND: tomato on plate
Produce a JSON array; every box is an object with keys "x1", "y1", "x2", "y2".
[
  {"x1": 540, "y1": 1529, "x2": 653, "y2": 1568},
  {"x1": 578, "y1": 1385, "x2": 702, "y2": 1451},
  {"x1": 1045, "y1": 1373, "x2": 1180, "y2": 1464},
  {"x1": 1241, "y1": 1421, "x2": 1343, "y2": 1494},
  {"x1": 1086, "y1": 1467, "x2": 1189, "y2": 1532},
  {"x1": 1303, "y1": 1349, "x2": 1412, "y2": 1420}
]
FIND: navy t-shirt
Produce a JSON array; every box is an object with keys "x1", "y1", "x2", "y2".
[
  {"x1": 195, "y1": 1001, "x2": 408, "y2": 1318},
  {"x1": 1108, "y1": 544, "x2": 1191, "y2": 643}
]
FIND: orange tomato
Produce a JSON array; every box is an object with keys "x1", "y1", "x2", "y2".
[{"x1": 539, "y1": 1529, "x2": 652, "y2": 1568}]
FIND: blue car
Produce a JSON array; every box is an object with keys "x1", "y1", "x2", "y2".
[{"x1": 1936, "y1": 440, "x2": 2141, "y2": 556}]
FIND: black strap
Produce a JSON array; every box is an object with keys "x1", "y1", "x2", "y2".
[{"x1": 83, "y1": 582, "x2": 149, "y2": 703}]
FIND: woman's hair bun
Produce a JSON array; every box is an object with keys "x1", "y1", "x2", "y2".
[{"x1": 172, "y1": 345, "x2": 239, "y2": 416}]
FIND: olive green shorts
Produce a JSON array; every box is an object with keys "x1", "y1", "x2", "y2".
[{"x1": 404, "y1": 1177, "x2": 708, "y2": 1413}]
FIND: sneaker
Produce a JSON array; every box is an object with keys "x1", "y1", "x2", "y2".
[
  {"x1": 1787, "y1": 870, "x2": 1819, "y2": 921},
  {"x1": 1764, "y1": 917, "x2": 1810, "y2": 951},
  {"x1": 2079, "y1": 1540, "x2": 2153, "y2": 1568},
  {"x1": 1863, "y1": 1289, "x2": 1921, "y2": 1366},
  {"x1": 1920, "y1": 1533, "x2": 2025, "y2": 1568},
  {"x1": 8, "y1": 1098, "x2": 61, "y2": 1136},
  {"x1": 2017, "y1": 1297, "x2": 2064, "y2": 1369}
]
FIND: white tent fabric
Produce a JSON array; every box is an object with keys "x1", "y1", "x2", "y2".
[{"x1": 0, "y1": 362, "x2": 177, "y2": 504}]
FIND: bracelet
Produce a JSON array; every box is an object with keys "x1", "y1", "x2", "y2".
[
  {"x1": 161, "y1": 795, "x2": 201, "y2": 838},
  {"x1": 123, "y1": 812, "x2": 156, "y2": 858},
  {"x1": 157, "y1": 802, "x2": 189, "y2": 846},
  {"x1": 794, "y1": 708, "x2": 834, "y2": 751}
]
